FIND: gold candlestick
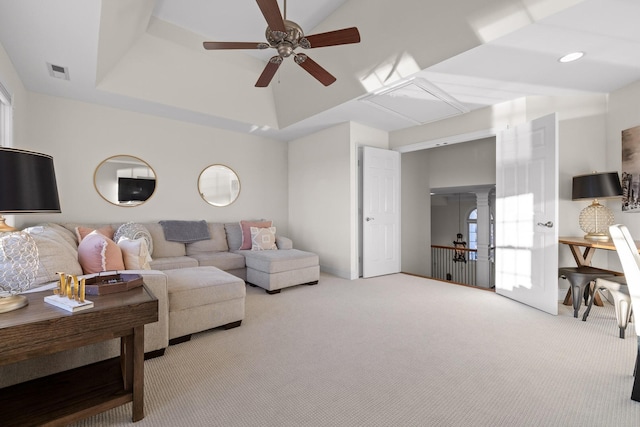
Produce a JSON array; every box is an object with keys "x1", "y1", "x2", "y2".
[
  {"x1": 55, "y1": 272, "x2": 65, "y2": 295},
  {"x1": 66, "y1": 275, "x2": 72, "y2": 299}
]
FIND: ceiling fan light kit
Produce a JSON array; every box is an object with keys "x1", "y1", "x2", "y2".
[{"x1": 203, "y1": 0, "x2": 360, "y2": 87}]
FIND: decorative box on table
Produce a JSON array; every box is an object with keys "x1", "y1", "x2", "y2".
[{"x1": 84, "y1": 273, "x2": 143, "y2": 295}]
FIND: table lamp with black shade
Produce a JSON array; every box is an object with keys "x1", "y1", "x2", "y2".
[
  {"x1": 572, "y1": 171, "x2": 623, "y2": 241},
  {"x1": 0, "y1": 147, "x2": 61, "y2": 313}
]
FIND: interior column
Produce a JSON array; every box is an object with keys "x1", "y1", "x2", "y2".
[{"x1": 475, "y1": 190, "x2": 491, "y2": 288}]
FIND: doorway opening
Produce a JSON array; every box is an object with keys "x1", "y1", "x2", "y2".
[{"x1": 430, "y1": 186, "x2": 495, "y2": 288}]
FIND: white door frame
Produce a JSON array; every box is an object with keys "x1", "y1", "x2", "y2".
[{"x1": 395, "y1": 129, "x2": 499, "y2": 155}]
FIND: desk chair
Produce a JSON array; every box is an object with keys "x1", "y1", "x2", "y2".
[
  {"x1": 582, "y1": 275, "x2": 631, "y2": 338},
  {"x1": 603, "y1": 224, "x2": 640, "y2": 401},
  {"x1": 558, "y1": 266, "x2": 615, "y2": 318}
]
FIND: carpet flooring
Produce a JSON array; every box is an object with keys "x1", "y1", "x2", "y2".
[{"x1": 71, "y1": 273, "x2": 640, "y2": 426}]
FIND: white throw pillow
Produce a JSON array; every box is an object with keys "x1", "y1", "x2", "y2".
[{"x1": 117, "y1": 237, "x2": 152, "y2": 270}]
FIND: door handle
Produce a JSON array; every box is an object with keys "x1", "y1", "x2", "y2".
[
  {"x1": 366, "y1": 217, "x2": 374, "y2": 222},
  {"x1": 537, "y1": 221, "x2": 553, "y2": 228}
]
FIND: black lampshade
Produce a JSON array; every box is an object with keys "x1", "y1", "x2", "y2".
[
  {"x1": 572, "y1": 171, "x2": 623, "y2": 200},
  {"x1": 0, "y1": 147, "x2": 61, "y2": 213}
]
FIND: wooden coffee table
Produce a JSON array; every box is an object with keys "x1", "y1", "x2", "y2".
[{"x1": 0, "y1": 285, "x2": 158, "y2": 426}]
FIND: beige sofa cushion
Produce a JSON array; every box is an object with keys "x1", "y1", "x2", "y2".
[
  {"x1": 241, "y1": 249, "x2": 319, "y2": 274},
  {"x1": 144, "y1": 223, "x2": 186, "y2": 258},
  {"x1": 224, "y1": 222, "x2": 243, "y2": 251},
  {"x1": 185, "y1": 223, "x2": 228, "y2": 255},
  {"x1": 149, "y1": 256, "x2": 198, "y2": 271},
  {"x1": 164, "y1": 267, "x2": 245, "y2": 311},
  {"x1": 189, "y1": 251, "x2": 245, "y2": 270}
]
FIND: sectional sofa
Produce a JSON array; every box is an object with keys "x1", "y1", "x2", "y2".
[{"x1": 0, "y1": 220, "x2": 319, "y2": 387}]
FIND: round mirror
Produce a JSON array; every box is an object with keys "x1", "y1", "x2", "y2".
[
  {"x1": 198, "y1": 164, "x2": 240, "y2": 206},
  {"x1": 94, "y1": 155, "x2": 156, "y2": 207}
]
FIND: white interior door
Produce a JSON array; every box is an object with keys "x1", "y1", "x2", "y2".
[
  {"x1": 495, "y1": 113, "x2": 559, "y2": 315},
  {"x1": 362, "y1": 146, "x2": 401, "y2": 278}
]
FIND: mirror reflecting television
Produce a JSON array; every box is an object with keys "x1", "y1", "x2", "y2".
[{"x1": 94, "y1": 155, "x2": 156, "y2": 207}]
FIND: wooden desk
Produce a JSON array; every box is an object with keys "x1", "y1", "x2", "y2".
[
  {"x1": 559, "y1": 237, "x2": 625, "y2": 307},
  {"x1": 0, "y1": 285, "x2": 158, "y2": 426},
  {"x1": 559, "y1": 236, "x2": 626, "y2": 270}
]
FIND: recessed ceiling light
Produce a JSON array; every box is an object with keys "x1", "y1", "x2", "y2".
[{"x1": 558, "y1": 51, "x2": 585, "y2": 63}]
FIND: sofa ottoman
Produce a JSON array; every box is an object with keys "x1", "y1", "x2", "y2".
[
  {"x1": 163, "y1": 266, "x2": 246, "y2": 344},
  {"x1": 242, "y1": 249, "x2": 320, "y2": 294}
]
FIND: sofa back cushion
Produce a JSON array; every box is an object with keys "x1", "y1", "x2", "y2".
[
  {"x1": 143, "y1": 223, "x2": 186, "y2": 258},
  {"x1": 186, "y1": 223, "x2": 228, "y2": 255},
  {"x1": 224, "y1": 222, "x2": 243, "y2": 251},
  {"x1": 23, "y1": 224, "x2": 83, "y2": 288}
]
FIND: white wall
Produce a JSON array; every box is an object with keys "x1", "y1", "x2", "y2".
[
  {"x1": 401, "y1": 149, "x2": 431, "y2": 276},
  {"x1": 0, "y1": 40, "x2": 31, "y2": 229},
  {"x1": 428, "y1": 137, "x2": 496, "y2": 189},
  {"x1": 606, "y1": 79, "x2": 640, "y2": 268},
  {"x1": 288, "y1": 123, "x2": 352, "y2": 278},
  {"x1": 431, "y1": 197, "x2": 477, "y2": 247},
  {"x1": 0, "y1": 40, "x2": 28, "y2": 146},
  {"x1": 288, "y1": 121, "x2": 389, "y2": 279},
  {"x1": 17, "y1": 92, "x2": 289, "y2": 233},
  {"x1": 526, "y1": 95, "x2": 609, "y2": 268}
]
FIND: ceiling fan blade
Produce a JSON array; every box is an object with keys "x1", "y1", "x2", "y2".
[
  {"x1": 203, "y1": 41, "x2": 267, "y2": 50},
  {"x1": 256, "y1": 0, "x2": 286, "y2": 33},
  {"x1": 303, "y1": 27, "x2": 361, "y2": 48},
  {"x1": 255, "y1": 57, "x2": 282, "y2": 87},
  {"x1": 294, "y1": 54, "x2": 336, "y2": 86}
]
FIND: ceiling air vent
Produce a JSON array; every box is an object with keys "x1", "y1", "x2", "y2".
[
  {"x1": 47, "y1": 63, "x2": 70, "y2": 80},
  {"x1": 360, "y1": 77, "x2": 468, "y2": 124}
]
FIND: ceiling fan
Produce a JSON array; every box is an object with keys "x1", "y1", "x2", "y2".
[{"x1": 203, "y1": 0, "x2": 361, "y2": 87}]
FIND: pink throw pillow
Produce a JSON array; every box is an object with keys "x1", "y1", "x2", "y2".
[
  {"x1": 239, "y1": 220, "x2": 272, "y2": 250},
  {"x1": 77, "y1": 232, "x2": 125, "y2": 274}
]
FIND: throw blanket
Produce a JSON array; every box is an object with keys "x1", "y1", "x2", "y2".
[{"x1": 159, "y1": 220, "x2": 211, "y2": 243}]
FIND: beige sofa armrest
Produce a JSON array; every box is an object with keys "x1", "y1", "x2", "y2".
[
  {"x1": 128, "y1": 270, "x2": 170, "y2": 353},
  {"x1": 276, "y1": 236, "x2": 293, "y2": 250}
]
